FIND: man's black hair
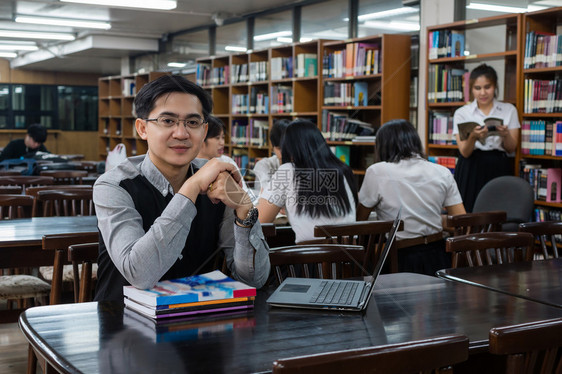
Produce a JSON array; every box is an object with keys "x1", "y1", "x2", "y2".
[{"x1": 27, "y1": 124, "x2": 47, "y2": 143}]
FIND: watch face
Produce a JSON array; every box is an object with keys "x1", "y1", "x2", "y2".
[{"x1": 244, "y1": 207, "x2": 259, "y2": 225}]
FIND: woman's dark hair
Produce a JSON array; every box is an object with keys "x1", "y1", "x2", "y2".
[
  {"x1": 27, "y1": 124, "x2": 47, "y2": 143},
  {"x1": 133, "y1": 75, "x2": 212, "y2": 120},
  {"x1": 469, "y1": 63, "x2": 498, "y2": 100},
  {"x1": 374, "y1": 119, "x2": 425, "y2": 163},
  {"x1": 205, "y1": 115, "x2": 226, "y2": 141},
  {"x1": 270, "y1": 119, "x2": 290, "y2": 147},
  {"x1": 281, "y1": 119, "x2": 357, "y2": 218}
]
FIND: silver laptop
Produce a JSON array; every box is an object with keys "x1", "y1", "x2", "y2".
[{"x1": 267, "y1": 211, "x2": 401, "y2": 312}]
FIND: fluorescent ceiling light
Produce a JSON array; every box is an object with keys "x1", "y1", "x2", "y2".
[
  {"x1": 15, "y1": 16, "x2": 111, "y2": 30},
  {"x1": 357, "y1": 7, "x2": 418, "y2": 21},
  {"x1": 466, "y1": 2, "x2": 546, "y2": 13},
  {"x1": 0, "y1": 44, "x2": 38, "y2": 51},
  {"x1": 225, "y1": 45, "x2": 247, "y2": 52},
  {"x1": 0, "y1": 52, "x2": 18, "y2": 58},
  {"x1": 254, "y1": 30, "x2": 291, "y2": 41},
  {"x1": 363, "y1": 20, "x2": 420, "y2": 31},
  {"x1": 276, "y1": 37, "x2": 313, "y2": 43},
  {"x1": 0, "y1": 30, "x2": 75, "y2": 40},
  {"x1": 167, "y1": 62, "x2": 186, "y2": 68},
  {"x1": 59, "y1": 0, "x2": 177, "y2": 10}
]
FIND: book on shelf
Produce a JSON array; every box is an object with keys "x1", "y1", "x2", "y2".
[
  {"x1": 546, "y1": 168, "x2": 562, "y2": 203},
  {"x1": 333, "y1": 145, "x2": 350, "y2": 165},
  {"x1": 450, "y1": 31, "x2": 465, "y2": 58},
  {"x1": 296, "y1": 53, "x2": 318, "y2": 77},
  {"x1": 457, "y1": 117, "x2": 502, "y2": 143},
  {"x1": 353, "y1": 81, "x2": 368, "y2": 106},
  {"x1": 123, "y1": 270, "x2": 256, "y2": 308},
  {"x1": 352, "y1": 135, "x2": 376, "y2": 143}
]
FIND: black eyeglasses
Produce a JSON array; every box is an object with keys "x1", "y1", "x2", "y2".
[{"x1": 144, "y1": 115, "x2": 207, "y2": 130}]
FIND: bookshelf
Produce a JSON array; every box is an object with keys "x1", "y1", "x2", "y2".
[
  {"x1": 321, "y1": 34, "x2": 411, "y2": 175},
  {"x1": 425, "y1": 14, "x2": 523, "y2": 172},
  {"x1": 98, "y1": 72, "x2": 168, "y2": 159},
  {"x1": 521, "y1": 6, "x2": 562, "y2": 220}
]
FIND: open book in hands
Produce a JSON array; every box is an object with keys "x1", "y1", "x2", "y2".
[{"x1": 457, "y1": 117, "x2": 503, "y2": 144}]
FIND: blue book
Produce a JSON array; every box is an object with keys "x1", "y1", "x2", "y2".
[
  {"x1": 354, "y1": 81, "x2": 368, "y2": 106},
  {"x1": 450, "y1": 31, "x2": 465, "y2": 57}
]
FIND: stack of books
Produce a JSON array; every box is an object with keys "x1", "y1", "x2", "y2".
[{"x1": 124, "y1": 270, "x2": 257, "y2": 320}]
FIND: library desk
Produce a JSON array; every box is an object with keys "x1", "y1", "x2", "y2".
[
  {"x1": 19, "y1": 273, "x2": 562, "y2": 374},
  {"x1": 437, "y1": 258, "x2": 562, "y2": 308}
]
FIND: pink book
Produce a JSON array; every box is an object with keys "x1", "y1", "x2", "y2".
[{"x1": 546, "y1": 168, "x2": 562, "y2": 202}]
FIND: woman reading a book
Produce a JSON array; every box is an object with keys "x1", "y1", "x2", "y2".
[
  {"x1": 256, "y1": 119, "x2": 357, "y2": 243},
  {"x1": 357, "y1": 119, "x2": 465, "y2": 276},
  {"x1": 453, "y1": 63, "x2": 520, "y2": 212}
]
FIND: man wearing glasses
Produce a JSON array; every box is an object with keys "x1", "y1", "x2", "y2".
[{"x1": 93, "y1": 75, "x2": 270, "y2": 301}]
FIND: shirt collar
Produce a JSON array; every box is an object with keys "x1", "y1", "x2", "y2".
[
  {"x1": 139, "y1": 152, "x2": 194, "y2": 197},
  {"x1": 470, "y1": 98, "x2": 500, "y2": 116}
]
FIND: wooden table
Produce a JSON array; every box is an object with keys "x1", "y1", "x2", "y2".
[
  {"x1": 19, "y1": 273, "x2": 562, "y2": 374},
  {"x1": 0, "y1": 216, "x2": 98, "y2": 320},
  {"x1": 437, "y1": 258, "x2": 562, "y2": 308}
]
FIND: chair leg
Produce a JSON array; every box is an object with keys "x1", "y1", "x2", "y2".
[{"x1": 27, "y1": 344, "x2": 37, "y2": 374}]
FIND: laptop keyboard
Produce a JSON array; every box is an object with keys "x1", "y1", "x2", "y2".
[{"x1": 310, "y1": 281, "x2": 359, "y2": 305}]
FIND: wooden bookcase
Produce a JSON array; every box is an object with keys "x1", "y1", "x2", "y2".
[
  {"x1": 98, "y1": 71, "x2": 168, "y2": 159},
  {"x1": 521, "y1": 6, "x2": 562, "y2": 219},
  {"x1": 321, "y1": 34, "x2": 411, "y2": 175},
  {"x1": 425, "y1": 14, "x2": 523, "y2": 170}
]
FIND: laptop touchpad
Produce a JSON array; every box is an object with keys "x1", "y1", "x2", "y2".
[{"x1": 280, "y1": 284, "x2": 310, "y2": 293}]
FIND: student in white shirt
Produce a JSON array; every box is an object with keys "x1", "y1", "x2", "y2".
[{"x1": 252, "y1": 119, "x2": 290, "y2": 194}]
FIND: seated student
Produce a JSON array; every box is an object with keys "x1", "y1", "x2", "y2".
[
  {"x1": 252, "y1": 119, "x2": 290, "y2": 193},
  {"x1": 93, "y1": 75, "x2": 270, "y2": 301},
  {"x1": 257, "y1": 119, "x2": 357, "y2": 243},
  {"x1": 356, "y1": 119, "x2": 466, "y2": 276},
  {"x1": 0, "y1": 124, "x2": 48, "y2": 161},
  {"x1": 196, "y1": 115, "x2": 252, "y2": 200}
]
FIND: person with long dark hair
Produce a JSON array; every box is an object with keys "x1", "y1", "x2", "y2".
[
  {"x1": 257, "y1": 119, "x2": 357, "y2": 242},
  {"x1": 357, "y1": 119, "x2": 465, "y2": 276},
  {"x1": 453, "y1": 63, "x2": 519, "y2": 212}
]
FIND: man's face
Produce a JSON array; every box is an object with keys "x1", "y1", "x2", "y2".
[
  {"x1": 24, "y1": 135, "x2": 41, "y2": 150},
  {"x1": 135, "y1": 92, "x2": 208, "y2": 175}
]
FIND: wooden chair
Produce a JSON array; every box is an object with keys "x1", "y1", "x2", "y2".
[
  {"x1": 305, "y1": 220, "x2": 404, "y2": 273},
  {"x1": 266, "y1": 225, "x2": 296, "y2": 248},
  {"x1": 489, "y1": 318, "x2": 562, "y2": 373},
  {"x1": 41, "y1": 232, "x2": 99, "y2": 305},
  {"x1": 445, "y1": 211, "x2": 507, "y2": 236},
  {"x1": 518, "y1": 221, "x2": 562, "y2": 259},
  {"x1": 67, "y1": 242, "x2": 99, "y2": 303},
  {"x1": 0, "y1": 170, "x2": 22, "y2": 176},
  {"x1": 272, "y1": 334, "x2": 469, "y2": 374},
  {"x1": 39, "y1": 170, "x2": 88, "y2": 185},
  {"x1": 445, "y1": 232, "x2": 535, "y2": 268},
  {"x1": 268, "y1": 244, "x2": 365, "y2": 286},
  {"x1": 26, "y1": 184, "x2": 92, "y2": 216},
  {"x1": 261, "y1": 223, "x2": 276, "y2": 238},
  {"x1": 0, "y1": 194, "x2": 34, "y2": 219},
  {"x1": 0, "y1": 185, "x2": 23, "y2": 194},
  {"x1": 0, "y1": 195, "x2": 50, "y2": 320},
  {"x1": 0, "y1": 176, "x2": 54, "y2": 191},
  {"x1": 34, "y1": 189, "x2": 94, "y2": 217}
]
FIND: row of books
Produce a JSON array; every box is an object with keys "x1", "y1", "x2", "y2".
[
  {"x1": 428, "y1": 111, "x2": 456, "y2": 145},
  {"x1": 123, "y1": 270, "x2": 256, "y2": 320},
  {"x1": 231, "y1": 64, "x2": 249, "y2": 84},
  {"x1": 428, "y1": 29, "x2": 465, "y2": 60},
  {"x1": 323, "y1": 81, "x2": 369, "y2": 106},
  {"x1": 270, "y1": 56, "x2": 293, "y2": 80},
  {"x1": 122, "y1": 78, "x2": 136, "y2": 96},
  {"x1": 295, "y1": 53, "x2": 318, "y2": 78},
  {"x1": 427, "y1": 65, "x2": 469, "y2": 103},
  {"x1": 321, "y1": 110, "x2": 374, "y2": 141},
  {"x1": 322, "y1": 42, "x2": 381, "y2": 78},
  {"x1": 270, "y1": 85, "x2": 293, "y2": 113},
  {"x1": 428, "y1": 156, "x2": 457, "y2": 173},
  {"x1": 534, "y1": 206, "x2": 562, "y2": 223},
  {"x1": 520, "y1": 120, "x2": 562, "y2": 156},
  {"x1": 196, "y1": 64, "x2": 229, "y2": 86},
  {"x1": 232, "y1": 150, "x2": 253, "y2": 172},
  {"x1": 524, "y1": 31, "x2": 562, "y2": 69},
  {"x1": 231, "y1": 118, "x2": 269, "y2": 146},
  {"x1": 519, "y1": 164, "x2": 562, "y2": 202},
  {"x1": 523, "y1": 78, "x2": 562, "y2": 113},
  {"x1": 231, "y1": 91, "x2": 269, "y2": 114}
]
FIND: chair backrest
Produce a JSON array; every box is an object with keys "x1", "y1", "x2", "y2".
[
  {"x1": 67, "y1": 242, "x2": 99, "y2": 303},
  {"x1": 0, "y1": 170, "x2": 22, "y2": 176},
  {"x1": 35, "y1": 189, "x2": 94, "y2": 217},
  {"x1": 266, "y1": 225, "x2": 296, "y2": 248},
  {"x1": 472, "y1": 176, "x2": 534, "y2": 231},
  {"x1": 519, "y1": 221, "x2": 562, "y2": 259},
  {"x1": 489, "y1": 318, "x2": 562, "y2": 374},
  {"x1": 0, "y1": 194, "x2": 34, "y2": 219},
  {"x1": 310, "y1": 220, "x2": 404, "y2": 273},
  {"x1": 0, "y1": 175, "x2": 54, "y2": 191},
  {"x1": 39, "y1": 170, "x2": 88, "y2": 185},
  {"x1": 445, "y1": 232, "x2": 535, "y2": 268},
  {"x1": 261, "y1": 223, "x2": 276, "y2": 238},
  {"x1": 446, "y1": 211, "x2": 507, "y2": 236},
  {"x1": 0, "y1": 185, "x2": 22, "y2": 194},
  {"x1": 272, "y1": 334, "x2": 469, "y2": 374},
  {"x1": 26, "y1": 185, "x2": 92, "y2": 216},
  {"x1": 269, "y1": 244, "x2": 365, "y2": 285},
  {"x1": 42, "y1": 232, "x2": 99, "y2": 305}
]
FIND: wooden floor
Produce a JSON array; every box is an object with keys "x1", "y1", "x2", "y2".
[{"x1": 0, "y1": 322, "x2": 29, "y2": 374}]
